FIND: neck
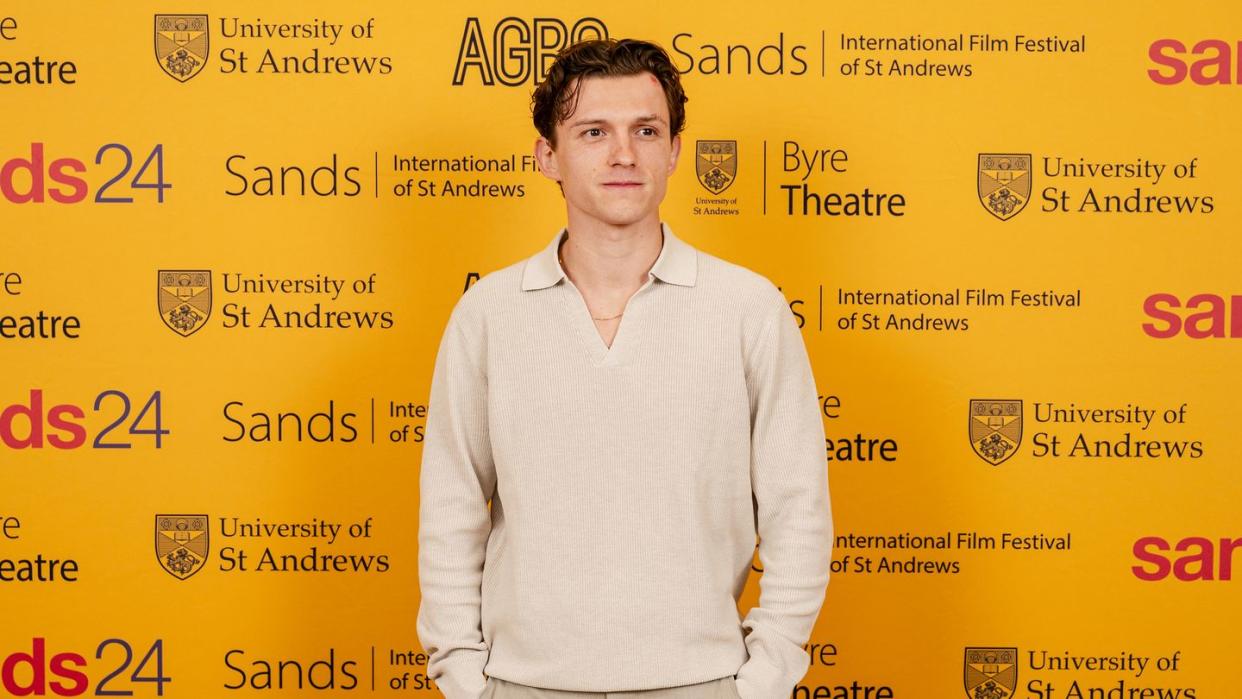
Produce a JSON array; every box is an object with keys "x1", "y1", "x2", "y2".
[{"x1": 559, "y1": 214, "x2": 664, "y2": 292}]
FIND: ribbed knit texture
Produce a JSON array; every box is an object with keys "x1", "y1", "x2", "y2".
[{"x1": 416, "y1": 223, "x2": 833, "y2": 699}]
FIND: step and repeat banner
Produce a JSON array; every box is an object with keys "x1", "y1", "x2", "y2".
[{"x1": 2, "y1": 1, "x2": 1237, "y2": 697}]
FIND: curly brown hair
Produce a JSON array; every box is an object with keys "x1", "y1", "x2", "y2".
[{"x1": 531, "y1": 38, "x2": 688, "y2": 147}]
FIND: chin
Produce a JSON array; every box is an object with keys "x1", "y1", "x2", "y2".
[
  {"x1": 601, "y1": 212, "x2": 654, "y2": 227},
  {"x1": 606, "y1": 202, "x2": 662, "y2": 223}
]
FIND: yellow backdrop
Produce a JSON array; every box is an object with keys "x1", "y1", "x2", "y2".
[{"x1": 1, "y1": 1, "x2": 1236, "y2": 698}]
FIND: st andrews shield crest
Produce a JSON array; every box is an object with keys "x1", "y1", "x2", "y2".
[
  {"x1": 964, "y1": 647, "x2": 1018, "y2": 699},
  {"x1": 977, "y1": 154, "x2": 1031, "y2": 221},
  {"x1": 155, "y1": 514, "x2": 209, "y2": 580},
  {"x1": 158, "y1": 270, "x2": 212, "y2": 337},
  {"x1": 696, "y1": 140, "x2": 737, "y2": 194},
  {"x1": 155, "y1": 15, "x2": 209, "y2": 82},
  {"x1": 969, "y1": 399, "x2": 1023, "y2": 466}
]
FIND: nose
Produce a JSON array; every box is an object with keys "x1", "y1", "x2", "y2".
[{"x1": 609, "y1": 133, "x2": 636, "y2": 166}]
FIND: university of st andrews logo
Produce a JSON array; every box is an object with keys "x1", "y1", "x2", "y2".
[
  {"x1": 157, "y1": 270, "x2": 211, "y2": 337},
  {"x1": 155, "y1": 515, "x2": 209, "y2": 580},
  {"x1": 964, "y1": 647, "x2": 1018, "y2": 699},
  {"x1": 696, "y1": 140, "x2": 737, "y2": 194},
  {"x1": 155, "y1": 15, "x2": 209, "y2": 82},
  {"x1": 969, "y1": 399, "x2": 1022, "y2": 465},
  {"x1": 977, "y1": 154, "x2": 1031, "y2": 220}
]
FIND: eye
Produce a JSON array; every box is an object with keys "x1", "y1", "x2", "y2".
[
  {"x1": 638, "y1": 127, "x2": 658, "y2": 136},
  {"x1": 583, "y1": 128, "x2": 603, "y2": 137}
]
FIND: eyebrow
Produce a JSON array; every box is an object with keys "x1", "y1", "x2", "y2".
[{"x1": 567, "y1": 114, "x2": 668, "y2": 129}]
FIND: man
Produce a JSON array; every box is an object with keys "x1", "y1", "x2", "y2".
[{"x1": 417, "y1": 38, "x2": 832, "y2": 699}]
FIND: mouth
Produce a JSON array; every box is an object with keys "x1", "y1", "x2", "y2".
[{"x1": 602, "y1": 181, "x2": 643, "y2": 188}]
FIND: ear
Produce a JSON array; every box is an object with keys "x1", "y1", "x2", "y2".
[
  {"x1": 667, "y1": 134, "x2": 681, "y2": 175},
  {"x1": 534, "y1": 136, "x2": 561, "y2": 182}
]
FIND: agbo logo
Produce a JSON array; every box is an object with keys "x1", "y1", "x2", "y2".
[{"x1": 453, "y1": 17, "x2": 608, "y2": 85}]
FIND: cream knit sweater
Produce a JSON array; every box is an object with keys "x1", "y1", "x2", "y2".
[{"x1": 417, "y1": 223, "x2": 832, "y2": 699}]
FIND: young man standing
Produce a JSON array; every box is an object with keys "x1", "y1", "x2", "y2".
[{"x1": 417, "y1": 39, "x2": 832, "y2": 699}]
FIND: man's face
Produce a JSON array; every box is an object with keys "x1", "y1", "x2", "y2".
[{"x1": 535, "y1": 72, "x2": 681, "y2": 229}]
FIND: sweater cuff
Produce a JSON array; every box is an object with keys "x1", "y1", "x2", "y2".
[
  {"x1": 429, "y1": 652, "x2": 489, "y2": 699},
  {"x1": 733, "y1": 633, "x2": 810, "y2": 699}
]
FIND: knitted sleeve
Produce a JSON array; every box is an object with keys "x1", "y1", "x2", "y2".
[
  {"x1": 736, "y1": 290, "x2": 834, "y2": 699},
  {"x1": 416, "y1": 303, "x2": 496, "y2": 699}
]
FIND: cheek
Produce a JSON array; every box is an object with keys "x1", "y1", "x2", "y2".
[
  {"x1": 560, "y1": 151, "x2": 598, "y2": 178},
  {"x1": 641, "y1": 144, "x2": 673, "y2": 164},
  {"x1": 560, "y1": 174, "x2": 596, "y2": 202},
  {"x1": 646, "y1": 154, "x2": 674, "y2": 177}
]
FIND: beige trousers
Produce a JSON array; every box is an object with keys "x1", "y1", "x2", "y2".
[{"x1": 484, "y1": 676, "x2": 741, "y2": 699}]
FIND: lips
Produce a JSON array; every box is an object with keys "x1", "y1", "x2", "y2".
[{"x1": 602, "y1": 181, "x2": 643, "y2": 187}]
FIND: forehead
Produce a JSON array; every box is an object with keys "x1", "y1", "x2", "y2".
[{"x1": 559, "y1": 72, "x2": 669, "y2": 126}]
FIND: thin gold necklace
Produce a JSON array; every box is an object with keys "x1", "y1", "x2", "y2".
[{"x1": 559, "y1": 247, "x2": 624, "y2": 321}]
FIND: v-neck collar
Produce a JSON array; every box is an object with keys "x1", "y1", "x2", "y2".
[
  {"x1": 559, "y1": 275, "x2": 655, "y2": 367},
  {"x1": 525, "y1": 222, "x2": 698, "y2": 367},
  {"x1": 520, "y1": 222, "x2": 698, "y2": 292}
]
